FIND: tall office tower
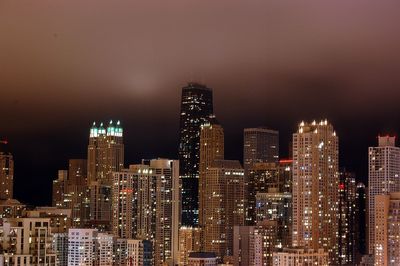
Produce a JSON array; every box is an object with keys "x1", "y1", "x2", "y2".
[
  {"x1": 178, "y1": 227, "x2": 202, "y2": 266},
  {"x1": 368, "y1": 136, "x2": 400, "y2": 255},
  {"x1": 243, "y1": 128, "x2": 279, "y2": 172},
  {"x1": 338, "y1": 171, "x2": 357, "y2": 265},
  {"x1": 178, "y1": 83, "x2": 214, "y2": 226},
  {"x1": 65, "y1": 159, "x2": 88, "y2": 226},
  {"x1": 355, "y1": 182, "x2": 367, "y2": 264},
  {"x1": 255, "y1": 188, "x2": 292, "y2": 248},
  {"x1": 202, "y1": 160, "x2": 245, "y2": 260},
  {"x1": 272, "y1": 248, "x2": 329, "y2": 266},
  {"x1": 152, "y1": 159, "x2": 181, "y2": 266},
  {"x1": 247, "y1": 160, "x2": 292, "y2": 225},
  {"x1": 111, "y1": 168, "x2": 138, "y2": 239},
  {"x1": 52, "y1": 170, "x2": 68, "y2": 208},
  {"x1": 53, "y1": 233, "x2": 68, "y2": 266},
  {"x1": 87, "y1": 120, "x2": 124, "y2": 227},
  {"x1": 198, "y1": 118, "x2": 224, "y2": 239},
  {"x1": 233, "y1": 226, "x2": 263, "y2": 266},
  {"x1": 292, "y1": 120, "x2": 339, "y2": 263},
  {"x1": 0, "y1": 140, "x2": 13, "y2": 200},
  {"x1": 0, "y1": 218, "x2": 57, "y2": 265}
]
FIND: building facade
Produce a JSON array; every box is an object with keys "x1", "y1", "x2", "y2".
[
  {"x1": 243, "y1": 128, "x2": 279, "y2": 172},
  {"x1": 368, "y1": 136, "x2": 400, "y2": 255},
  {"x1": 272, "y1": 248, "x2": 329, "y2": 266},
  {"x1": 0, "y1": 140, "x2": 14, "y2": 200},
  {"x1": 178, "y1": 83, "x2": 214, "y2": 226},
  {"x1": 292, "y1": 120, "x2": 339, "y2": 263},
  {"x1": 87, "y1": 120, "x2": 124, "y2": 229}
]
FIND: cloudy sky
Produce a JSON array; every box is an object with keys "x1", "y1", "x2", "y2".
[{"x1": 1, "y1": 0, "x2": 400, "y2": 205}]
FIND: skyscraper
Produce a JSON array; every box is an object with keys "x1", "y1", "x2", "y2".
[
  {"x1": 87, "y1": 120, "x2": 124, "y2": 228},
  {"x1": 243, "y1": 128, "x2": 279, "y2": 172},
  {"x1": 152, "y1": 159, "x2": 181, "y2": 266},
  {"x1": 202, "y1": 160, "x2": 245, "y2": 260},
  {"x1": 0, "y1": 140, "x2": 14, "y2": 200},
  {"x1": 292, "y1": 120, "x2": 339, "y2": 264},
  {"x1": 66, "y1": 159, "x2": 88, "y2": 226},
  {"x1": 198, "y1": 118, "x2": 224, "y2": 243},
  {"x1": 338, "y1": 170, "x2": 357, "y2": 265},
  {"x1": 178, "y1": 83, "x2": 214, "y2": 226},
  {"x1": 111, "y1": 168, "x2": 138, "y2": 239},
  {"x1": 355, "y1": 182, "x2": 367, "y2": 264},
  {"x1": 374, "y1": 192, "x2": 400, "y2": 266},
  {"x1": 367, "y1": 136, "x2": 400, "y2": 255}
]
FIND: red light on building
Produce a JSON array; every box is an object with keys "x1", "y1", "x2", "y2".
[
  {"x1": 339, "y1": 183, "x2": 345, "y2": 190},
  {"x1": 279, "y1": 159, "x2": 293, "y2": 164}
]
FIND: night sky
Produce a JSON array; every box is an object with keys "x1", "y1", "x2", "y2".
[{"x1": 1, "y1": 1, "x2": 400, "y2": 206}]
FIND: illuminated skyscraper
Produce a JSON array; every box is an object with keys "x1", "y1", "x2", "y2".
[
  {"x1": 202, "y1": 160, "x2": 245, "y2": 260},
  {"x1": 178, "y1": 83, "x2": 214, "y2": 226},
  {"x1": 374, "y1": 192, "x2": 400, "y2": 266},
  {"x1": 292, "y1": 120, "x2": 339, "y2": 264},
  {"x1": 0, "y1": 140, "x2": 14, "y2": 200},
  {"x1": 243, "y1": 128, "x2": 279, "y2": 172},
  {"x1": 111, "y1": 168, "x2": 138, "y2": 239},
  {"x1": 152, "y1": 159, "x2": 181, "y2": 266},
  {"x1": 367, "y1": 136, "x2": 400, "y2": 256},
  {"x1": 198, "y1": 118, "x2": 224, "y2": 241},
  {"x1": 87, "y1": 120, "x2": 124, "y2": 228}
]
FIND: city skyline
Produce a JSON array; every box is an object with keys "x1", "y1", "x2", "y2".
[
  {"x1": 2, "y1": 1, "x2": 400, "y2": 207},
  {"x1": 1, "y1": 89, "x2": 398, "y2": 207}
]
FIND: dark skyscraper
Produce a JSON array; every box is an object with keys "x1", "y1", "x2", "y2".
[
  {"x1": 0, "y1": 140, "x2": 14, "y2": 200},
  {"x1": 178, "y1": 83, "x2": 213, "y2": 226}
]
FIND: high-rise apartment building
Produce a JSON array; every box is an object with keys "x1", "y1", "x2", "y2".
[
  {"x1": 243, "y1": 128, "x2": 279, "y2": 172},
  {"x1": 178, "y1": 227, "x2": 202, "y2": 266},
  {"x1": 53, "y1": 232, "x2": 68, "y2": 266},
  {"x1": 374, "y1": 192, "x2": 400, "y2": 266},
  {"x1": 68, "y1": 228, "x2": 97, "y2": 266},
  {"x1": 292, "y1": 120, "x2": 339, "y2": 264},
  {"x1": 233, "y1": 226, "x2": 263, "y2": 266},
  {"x1": 112, "y1": 168, "x2": 138, "y2": 239},
  {"x1": 178, "y1": 83, "x2": 214, "y2": 226},
  {"x1": 198, "y1": 118, "x2": 224, "y2": 239},
  {"x1": 368, "y1": 136, "x2": 400, "y2": 255},
  {"x1": 133, "y1": 163, "x2": 157, "y2": 241},
  {"x1": 202, "y1": 160, "x2": 245, "y2": 260},
  {"x1": 338, "y1": 171, "x2": 357, "y2": 265},
  {"x1": 0, "y1": 140, "x2": 13, "y2": 200},
  {"x1": 152, "y1": 159, "x2": 181, "y2": 266},
  {"x1": 87, "y1": 120, "x2": 124, "y2": 228}
]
